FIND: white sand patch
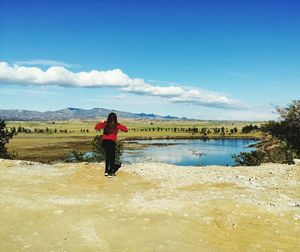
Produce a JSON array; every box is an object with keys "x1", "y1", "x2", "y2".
[
  {"x1": 72, "y1": 220, "x2": 109, "y2": 250},
  {"x1": 48, "y1": 195, "x2": 102, "y2": 206},
  {"x1": 124, "y1": 162, "x2": 300, "y2": 211}
]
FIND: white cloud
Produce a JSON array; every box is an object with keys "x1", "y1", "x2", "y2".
[
  {"x1": 0, "y1": 61, "x2": 245, "y2": 110},
  {"x1": 147, "y1": 79, "x2": 182, "y2": 86},
  {"x1": 13, "y1": 59, "x2": 80, "y2": 68},
  {"x1": 0, "y1": 87, "x2": 58, "y2": 96}
]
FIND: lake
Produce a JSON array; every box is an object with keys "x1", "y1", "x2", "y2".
[{"x1": 122, "y1": 139, "x2": 258, "y2": 166}]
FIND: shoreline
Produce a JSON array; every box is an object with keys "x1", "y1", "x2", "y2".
[
  {"x1": 122, "y1": 135, "x2": 262, "y2": 141},
  {"x1": 8, "y1": 134, "x2": 261, "y2": 164}
]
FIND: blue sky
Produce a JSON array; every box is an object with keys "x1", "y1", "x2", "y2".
[{"x1": 0, "y1": 0, "x2": 299, "y2": 120}]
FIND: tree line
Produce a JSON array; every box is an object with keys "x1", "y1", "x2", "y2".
[
  {"x1": 129, "y1": 126, "x2": 240, "y2": 135},
  {"x1": 11, "y1": 127, "x2": 90, "y2": 134},
  {"x1": 9, "y1": 125, "x2": 262, "y2": 135},
  {"x1": 241, "y1": 124, "x2": 260, "y2": 133}
]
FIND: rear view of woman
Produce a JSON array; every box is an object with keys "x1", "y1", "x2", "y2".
[{"x1": 95, "y1": 113, "x2": 128, "y2": 177}]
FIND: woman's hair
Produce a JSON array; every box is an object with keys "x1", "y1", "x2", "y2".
[{"x1": 104, "y1": 112, "x2": 118, "y2": 135}]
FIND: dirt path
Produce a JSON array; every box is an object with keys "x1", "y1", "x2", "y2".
[{"x1": 0, "y1": 159, "x2": 299, "y2": 251}]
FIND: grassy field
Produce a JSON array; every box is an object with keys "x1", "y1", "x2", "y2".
[{"x1": 6, "y1": 119, "x2": 264, "y2": 163}]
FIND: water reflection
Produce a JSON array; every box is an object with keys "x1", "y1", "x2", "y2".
[{"x1": 122, "y1": 139, "x2": 257, "y2": 166}]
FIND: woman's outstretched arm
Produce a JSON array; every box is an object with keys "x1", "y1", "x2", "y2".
[
  {"x1": 117, "y1": 124, "x2": 128, "y2": 132},
  {"x1": 95, "y1": 121, "x2": 105, "y2": 131}
]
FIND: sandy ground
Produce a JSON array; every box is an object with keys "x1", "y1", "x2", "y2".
[{"x1": 0, "y1": 159, "x2": 299, "y2": 252}]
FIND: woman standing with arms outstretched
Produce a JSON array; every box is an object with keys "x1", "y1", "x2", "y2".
[{"x1": 95, "y1": 113, "x2": 128, "y2": 177}]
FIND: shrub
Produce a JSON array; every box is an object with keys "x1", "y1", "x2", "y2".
[
  {"x1": 0, "y1": 119, "x2": 17, "y2": 159},
  {"x1": 241, "y1": 124, "x2": 259, "y2": 133},
  {"x1": 232, "y1": 150, "x2": 265, "y2": 166},
  {"x1": 263, "y1": 140, "x2": 298, "y2": 164},
  {"x1": 262, "y1": 100, "x2": 300, "y2": 156},
  {"x1": 233, "y1": 100, "x2": 300, "y2": 166},
  {"x1": 66, "y1": 135, "x2": 124, "y2": 163},
  {"x1": 92, "y1": 135, "x2": 123, "y2": 163},
  {"x1": 65, "y1": 151, "x2": 91, "y2": 162}
]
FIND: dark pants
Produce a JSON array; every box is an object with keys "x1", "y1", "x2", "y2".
[{"x1": 101, "y1": 140, "x2": 116, "y2": 174}]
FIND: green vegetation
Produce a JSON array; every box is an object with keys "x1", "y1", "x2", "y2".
[
  {"x1": 232, "y1": 150, "x2": 265, "y2": 166},
  {"x1": 92, "y1": 135, "x2": 123, "y2": 163},
  {"x1": 6, "y1": 119, "x2": 263, "y2": 163},
  {"x1": 0, "y1": 119, "x2": 17, "y2": 159},
  {"x1": 65, "y1": 135, "x2": 124, "y2": 163},
  {"x1": 233, "y1": 100, "x2": 300, "y2": 166},
  {"x1": 6, "y1": 120, "x2": 263, "y2": 140},
  {"x1": 262, "y1": 100, "x2": 300, "y2": 157},
  {"x1": 241, "y1": 124, "x2": 260, "y2": 134}
]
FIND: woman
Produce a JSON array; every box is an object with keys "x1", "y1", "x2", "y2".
[{"x1": 95, "y1": 113, "x2": 128, "y2": 177}]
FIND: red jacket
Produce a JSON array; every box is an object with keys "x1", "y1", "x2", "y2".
[{"x1": 95, "y1": 121, "x2": 128, "y2": 141}]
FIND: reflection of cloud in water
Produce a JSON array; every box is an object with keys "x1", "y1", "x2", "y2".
[
  {"x1": 123, "y1": 139, "x2": 257, "y2": 166},
  {"x1": 145, "y1": 147, "x2": 194, "y2": 163},
  {"x1": 124, "y1": 145, "x2": 204, "y2": 164}
]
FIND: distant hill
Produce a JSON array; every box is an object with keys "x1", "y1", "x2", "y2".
[{"x1": 0, "y1": 108, "x2": 189, "y2": 121}]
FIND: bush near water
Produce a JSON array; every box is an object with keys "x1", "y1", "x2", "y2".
[
  {"x1": 66, "y1": 135, "x2": 124, "y2": 163},
  {"x1": 233, "y1": 100, "x2": 300, "y2": 166}
]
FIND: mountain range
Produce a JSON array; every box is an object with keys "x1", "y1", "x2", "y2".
[{"x1": 0, "y1": 108, "x2": 188, "y2": 121}]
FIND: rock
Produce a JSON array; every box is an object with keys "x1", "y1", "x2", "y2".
[
  {"x1": 293, "y1": 159, "x2": 300, "y2": 166},
  {"x1": 292, "y1": 214, "x2": 300, "y2": 220}
]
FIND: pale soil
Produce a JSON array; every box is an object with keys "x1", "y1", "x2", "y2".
[{"x1": 0, "y1": 159, "x2": 299, "y2": 252}]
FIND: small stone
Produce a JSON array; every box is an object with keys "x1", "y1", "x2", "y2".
[
  {"x1": 292, "y1": 214, "x2": 300, "y2": 220},
  {"x1": 54, "y1": 209, "x2": 64, "y2": 214}
]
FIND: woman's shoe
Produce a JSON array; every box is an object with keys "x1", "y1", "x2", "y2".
[{"x1": 113, "y1": 163, "x2": 122, "y2": 173}]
